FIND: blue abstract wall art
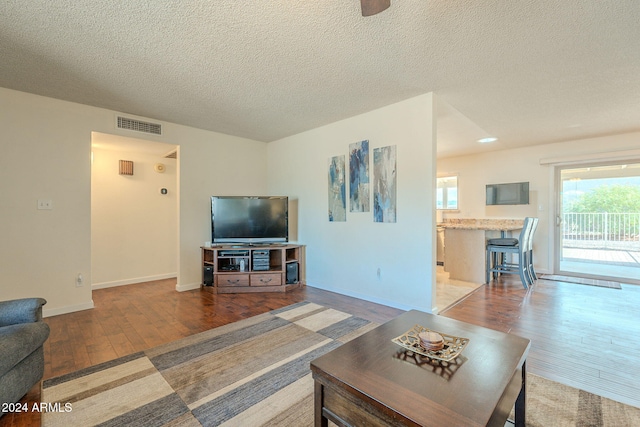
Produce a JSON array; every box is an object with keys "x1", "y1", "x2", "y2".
[
  {"x1": 328, "y1": 155, "x2": 346, "y2": 221},
  {"x1": 349, "y1": 140, "x2": 370, "y2": 212},
  {"x1": 373, "y1": 145, "x2": 397, "y2": 223}
]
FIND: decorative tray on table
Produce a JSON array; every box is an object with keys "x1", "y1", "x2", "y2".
[{"x1": 392, "y1": 324, "x2": 469, "y2": 362}]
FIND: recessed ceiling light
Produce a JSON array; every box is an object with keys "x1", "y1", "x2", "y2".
[{"x1": 477, "y1": 137, "x2": 498, "y2": 144}]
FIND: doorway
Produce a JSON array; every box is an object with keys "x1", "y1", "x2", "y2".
[
  {"x1": 91, "y1": 132, "x2": 178, "y2": 289},
  {"x1": 556, "y1": 161, "x2": 640, "y2": 284}
]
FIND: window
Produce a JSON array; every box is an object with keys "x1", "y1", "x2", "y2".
[{"x1": 437, "y1": 176, "x2": 458, "y2": 210}]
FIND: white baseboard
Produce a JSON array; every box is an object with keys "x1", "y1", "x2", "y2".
[
  {"x1": 305, "y1": 282, "x2": 430, "y2": 313},
  {"x1": 43, "y1": 300, "x2": 94, "y2": 318},
  {"x1": 175, "y1": 282, "x2": 201, "y2": 292},
  {"x1": 92, "y1": 273, "x2": 177, "y2": 290}
]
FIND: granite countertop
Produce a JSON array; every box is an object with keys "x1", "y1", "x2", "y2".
[{"x1": 440, "y1": 218, "x2": 524, "y2": 231}]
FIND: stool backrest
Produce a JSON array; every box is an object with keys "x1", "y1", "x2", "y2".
[
  {"x1": 518, "y1": 217, "x2": 536, "y2": 254},
  {"x1": 526, "y1": 217, "x2": 539, "y2": 251}
]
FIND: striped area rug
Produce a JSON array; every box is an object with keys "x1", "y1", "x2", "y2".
[
  {"x1": 42, "y1": 302, "x2": 640, "y2": 426},
  {"x1": 42, "y1": 302, "x2": 376, "y2": 426},
  {"x1": 510, "y1": 374, "x2": 640, "y2": 427}
]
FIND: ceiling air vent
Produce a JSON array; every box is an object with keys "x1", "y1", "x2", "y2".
[{"x1": 116, "y1": 116, "x2": 162, "y2": 135}]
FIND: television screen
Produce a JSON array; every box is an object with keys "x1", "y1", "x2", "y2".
[
  {"x1": 211, "y1": 196, "x2": 288, "y2": 244},
  {"x1": 486, "y1": 182, "x2": 529, "y2": 205}
]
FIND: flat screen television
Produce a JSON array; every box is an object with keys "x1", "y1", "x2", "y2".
[
  {"x1": 486, "y1": 182, "x2": 529, "y2": 205},
  {"x1": 211, "y1": 196, "x2": 288, "y2": 244}
]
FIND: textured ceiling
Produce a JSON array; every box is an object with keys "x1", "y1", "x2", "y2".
[{"x1": 1, "y1": 1, "x2": 639, "y2": 157}]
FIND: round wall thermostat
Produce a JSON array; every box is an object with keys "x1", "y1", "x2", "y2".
[
  {"x1": 154, "y1": 163, "x2": 166, "y2": 173},
  {"x1": 160, "y1": 188, "x2": 168, "y2": 195}
]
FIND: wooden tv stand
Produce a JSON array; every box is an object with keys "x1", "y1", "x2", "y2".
[{"x1": 201, "y1": 244, "x2": 305, "y2": 294}]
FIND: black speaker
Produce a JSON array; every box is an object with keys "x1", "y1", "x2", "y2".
[
  {"x1": 286, "y1": 262, "x2": 299, "y2": 284},
  {"x1": 203, "y1": 266, "x2": 214, "y2": 286}
]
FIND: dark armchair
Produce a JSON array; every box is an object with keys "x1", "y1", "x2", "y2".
[{"x1": 0, "y1": 298, "x2": 50, "y2": 415}]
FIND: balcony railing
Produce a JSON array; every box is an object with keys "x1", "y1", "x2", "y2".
[{"x1": 563, "y1": 212, "x2": 640, "y2": 249}]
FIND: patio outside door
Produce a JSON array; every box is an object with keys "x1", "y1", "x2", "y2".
[{"x1": 556, "y1": 161, "x2": 640, "y2": 284}]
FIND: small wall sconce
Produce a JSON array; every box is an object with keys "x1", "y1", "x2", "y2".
[{"x1": 119, "y1": 160, "x2": 134, "y2": 175}]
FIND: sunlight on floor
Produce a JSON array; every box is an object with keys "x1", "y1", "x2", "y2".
[
  {"x1": 561, "y1": 254, "x2": 640, "y2": 285},
  {"x1": 436, "y1": 266, "x2": 483, "y2": 312}
]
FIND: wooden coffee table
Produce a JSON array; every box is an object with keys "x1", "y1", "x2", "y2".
[{"x1": 310, "y1": 310, "x2": 530, "y2": 427}]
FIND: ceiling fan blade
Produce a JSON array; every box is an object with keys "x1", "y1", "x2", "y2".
[{"x1": 361, "y1": 0, "x2": 391, "y2": 16}]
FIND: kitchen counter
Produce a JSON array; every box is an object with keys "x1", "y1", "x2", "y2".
[
  {"x1": 440, "y1": 218, "x2": 524, "y2": 231},
  {"x1": 442, "y1": 219, "x2": 523, "y2": 284}
]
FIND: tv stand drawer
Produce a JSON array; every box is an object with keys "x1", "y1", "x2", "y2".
[
  {"x1": 216, "y1": 274, "x2": 250, "y2": 287},
  {"x1": 251, "y1": 273, "x2": 282, "y2": 287}
]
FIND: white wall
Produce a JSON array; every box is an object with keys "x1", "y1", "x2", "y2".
[
  {"x1": 268, "y1": 94, "x2": 437, "y2": 312},
  {"x1": 91, "y1": 146, "x2": 177, "y2": 288},
  {"x1": 0, "y1": 87, "x2": 267, "y2": 316},
  {"x1": 437, "y1": 131, "x2": 640, "y2": 274},
  {"x1": 175, "y1": 127, "x2": 269, "y2": 291},
  {"x1": 1, "y1": 89, "x2": 94, "y2": 315}
]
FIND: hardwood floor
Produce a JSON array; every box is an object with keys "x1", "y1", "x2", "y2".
[
  {"x1": 442, "y1": 276, "x2": 640, "y2": 410},
  {"x1": 41, "y1": 280, "x2": 403, "y2": 381},
  {"x1": 2, "y1": 276, "x2": 639, "y2": 426}
]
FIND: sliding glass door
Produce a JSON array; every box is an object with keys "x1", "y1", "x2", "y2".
[{"x1": 556, "y1": 161, "x2": 640, "y2": 283}]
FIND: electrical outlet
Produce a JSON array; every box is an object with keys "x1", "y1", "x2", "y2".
[
  {"x1": 37, "y1": 199, "x2": 53, "y2": 210},
  {"x1": 76, "y1": 273, "x2": 83, "y2": 287}
]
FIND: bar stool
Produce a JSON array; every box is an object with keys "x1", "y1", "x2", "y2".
[{"x1": 485, "y1": 217, "x2": 537, "y2": 288}]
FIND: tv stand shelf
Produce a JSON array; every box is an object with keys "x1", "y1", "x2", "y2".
[{"x1": 201, "y1": 244, "x2": 305, "y2": 294}]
